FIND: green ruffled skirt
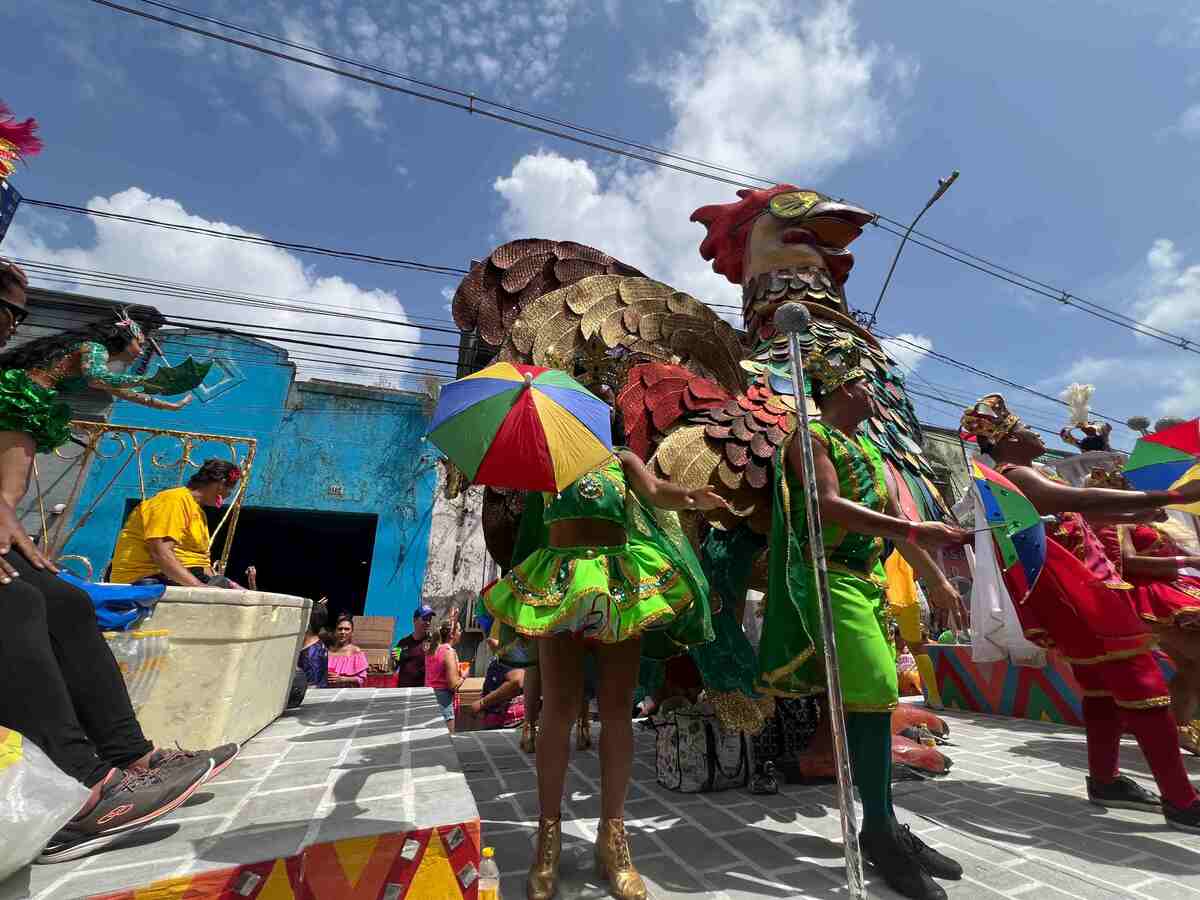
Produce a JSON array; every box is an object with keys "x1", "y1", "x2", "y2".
[
  {"x1": 0, "y1": 369, "x2": 72, "y2": 453},
  {"x1": 484, "y1": 533, "x2": 712, "y2": 657}
]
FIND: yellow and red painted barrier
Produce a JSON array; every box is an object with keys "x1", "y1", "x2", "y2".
[
  {"x1": 926, "y1": 644, "x2": 1176, "y2": 726},
  {"x1": 91, "y1": 821, "x2": 481, "y2": 900}
]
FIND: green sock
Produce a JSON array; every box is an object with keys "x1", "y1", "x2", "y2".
[{"x1": 845, "y1": 711, "x2": 894, "y2": 836}]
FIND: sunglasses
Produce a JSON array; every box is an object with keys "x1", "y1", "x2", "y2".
[
  {"x1": 735, "y1": 190, "x2": 825, "y2": 233},
  {"x1": 0, "y1": 298, "x2": 27, "y2": 327}
]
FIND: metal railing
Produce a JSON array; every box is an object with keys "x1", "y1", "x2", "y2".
[{"x1": 25, "y1": 421, "x2": 257, "y2": 577}]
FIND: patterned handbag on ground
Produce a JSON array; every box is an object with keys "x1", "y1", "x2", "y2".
[
  {"x1": 652, "y1": 704, "x2": 750, "y2": 793},
  {"x1": 750, "y1": 696, "x2": 820, "y2": 763}
]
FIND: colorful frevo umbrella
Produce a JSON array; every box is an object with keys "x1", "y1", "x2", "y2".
[
  {"x1": 1123, "y1": 418, "x2": 1200, "y2": 492},
  {"x1": 971, "y1": 459, "x2": 1046, "y2": 604},
  {"x1": 426, "y1": 362, "x2": 613, "y2": 493}
]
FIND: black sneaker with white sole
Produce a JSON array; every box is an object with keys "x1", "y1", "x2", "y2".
[
  {"x1": 1165, "y1": 799, "x2": 1200, "y2": 834},
  {"x1": 39, "y1": 756, "x2": 213, "y2": 863},
  {"x1": 148, "y1": 742, "x2": 240, "y2": 784},
  {"x1": 1086, "y1": 774, "x2": 1161, "y2": 811}
]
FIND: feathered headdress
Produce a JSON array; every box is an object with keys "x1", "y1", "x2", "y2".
[
  {"x1": 0, "y1": 102, "x2": 42, "y2": 179},
  {"x1": 1059, "y1": 383, "x2": 1111, "y2": 451}
]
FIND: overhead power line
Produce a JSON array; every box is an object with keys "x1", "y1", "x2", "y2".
[
  {"x1": 15, "y1": 258, "x2": 468, "y2": 332},
  {"x1": 85, "y1": 0, "x2": 1200, "y2": 359},
  {"x1": 22, "y1": 199, "x2": 469, "y2": 277},
  {"x1": 875, "y1": 329, "x2": 1128, "y2": 428},
  {"x1": 15, "y1": 256, "x2": 1139, "y2": 434}
]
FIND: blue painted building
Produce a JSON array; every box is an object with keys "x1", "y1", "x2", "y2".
[{"x1": 60, "y1": 328, "x2": 439, "y2": 632}]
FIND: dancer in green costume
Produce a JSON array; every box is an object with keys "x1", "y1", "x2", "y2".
[
  {"x1": 484, "y1": 447, "x2": 723, "y2": 900},
  {"x1": 759, "y1": 338, "x2": 968, "y2": 900}
]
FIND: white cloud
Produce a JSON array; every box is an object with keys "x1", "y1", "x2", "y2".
[
  {"x1": 1178, "y1": 104, "x2": 1200, "y2": 139},
  {"x1": 250, "y1": 0, "x2": 583, "y2": 143},
  {"x1": 880, "y1": 333, "x2": 932, "y2": 374},
  {"x1": 493, "y1": 0, "x2": 916, "y2": 306},
  {"x1": 1052, "y1": 237, "x2": 1200, "y2": 419},
  {"x1": 1136, "y1": 238, "x2": 1200, "y2": 336},
  {"x1": 5, "y1": 188, "x2": 446, "y2": 387},
  {"x1": 1056, "y1": 355, "x2": 1123, "y2": 385}
]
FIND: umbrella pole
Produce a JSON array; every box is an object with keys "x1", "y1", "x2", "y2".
[
  {"x1": 777, "y1": 302, "x2": 865, "y2": 899},
  {"x1": 147, "y1": 334, "x2": 171, "y2": 366}
]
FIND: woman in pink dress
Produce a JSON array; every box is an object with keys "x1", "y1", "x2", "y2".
[{"x1": 327, "y1": 615, "x2": 367, "y2": 688}]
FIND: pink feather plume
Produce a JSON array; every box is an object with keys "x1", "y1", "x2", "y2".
[{"x1": 0, "y1": 102, "x2": 42, "y2": 158}]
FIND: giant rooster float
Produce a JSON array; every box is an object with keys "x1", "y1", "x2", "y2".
[{"x1": 452, "y1": 185, "x2": 952, "y2": 775}]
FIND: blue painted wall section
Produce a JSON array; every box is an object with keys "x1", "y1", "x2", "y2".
[{"x1": 62, "y1": 329, "x2": 438, "y2": 632}]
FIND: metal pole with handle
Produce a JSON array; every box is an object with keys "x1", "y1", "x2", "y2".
[{"x1": 775, "y1": 301, "x2": 865, "y2": 898}]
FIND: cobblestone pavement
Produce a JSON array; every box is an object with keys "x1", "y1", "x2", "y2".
[{"x1": 456, "y1": 707, "x2": 1200, "y2": 899}]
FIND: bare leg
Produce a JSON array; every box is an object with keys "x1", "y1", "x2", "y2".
[
  {"x1": 594, "y1": 637, "x2": 642, "y2": 819},
  {"x1": 1156, "y1": 629, "x2": 1200, "y2": 725},
  {"x1": 0, "y1": 430, "x2": 35, "y2": 508},
  {"x1": 535, "y1": 635, "x2": 585, "y2": 818},
  {"x1": 593, "y1": 637, "x2": 647, "y2": 900},
  {"x1": 525, "y1": 664, "x2": 542, "y2": 725},
  {"x1": 521, "y1": 664, "x2": 542, "y2": 753}
]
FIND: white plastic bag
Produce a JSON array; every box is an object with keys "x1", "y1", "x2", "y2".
[{"x1": 0, "y1": 729, "x2": 90, "y2": 880}]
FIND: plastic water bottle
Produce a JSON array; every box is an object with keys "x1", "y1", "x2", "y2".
[{"x1": 479, "y1": 847, "x2": 500, "y2": 900}]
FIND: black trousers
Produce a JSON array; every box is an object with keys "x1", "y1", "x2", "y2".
[
  {"x1": 0, "y1": 553, "x2": 153, "y2": 786},
  {"x1": 133, "y1": 567, "x2": 236, "y2": 589}
]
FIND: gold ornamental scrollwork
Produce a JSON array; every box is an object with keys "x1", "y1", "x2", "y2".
[{"x1": 35, "y1": 421, "x2": 257, "y2": 577}]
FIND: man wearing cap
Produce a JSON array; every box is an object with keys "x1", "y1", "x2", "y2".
[{"x1": 394, "y1": 605, "x2": 435, "y2": 688}]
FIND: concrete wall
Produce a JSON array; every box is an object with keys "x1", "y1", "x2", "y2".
[
  {"x1": 59, "y1": 328, "x2": 438, "y2": 633},
  {"x1": 263, "y1": 378, "x2": 439, "y2": 630},
  {"x1": 420, "y1": 465, "x2": 491, "y2": 612}
]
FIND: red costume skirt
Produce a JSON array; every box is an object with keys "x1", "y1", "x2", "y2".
[
  {"x1": 1127, "y1": 577, "x2": 1200, "y2": 629},
  {"x1": 1015, "y1": 539, "x2": 1169, "y2": 709}
]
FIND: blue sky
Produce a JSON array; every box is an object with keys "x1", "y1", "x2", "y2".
[{"x1": 4, "y1": 0, "x2": 1200, "y2": 451}]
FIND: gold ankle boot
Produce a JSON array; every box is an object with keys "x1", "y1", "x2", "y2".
[
  {"x1": 1181, "y1": 724, "x2": 1200, "y2": 756},
  {"x1": 594, "y1": 817, "x2": 646, "y2": 900},
  {"x1": 526, "y1": 816, "x2": 561, "y2": 900},
  {"x1": 576, "y1": 710, "x2": 592, "y2": 750},
  {"x1": 520, "y1": 719, "x2": 537, "y2": 754}
]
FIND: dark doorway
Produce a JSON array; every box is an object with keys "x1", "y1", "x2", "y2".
[
  {"x1": 115, "y1": 498, "x2": 377, "y2": 623},
  {"x1": 218, "y1": 507, "x2": 378, "y2": 622}
]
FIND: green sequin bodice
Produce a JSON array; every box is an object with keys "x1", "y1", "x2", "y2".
[{"x1": 542, "y1": 457, "x2": 625, "y2": 528}]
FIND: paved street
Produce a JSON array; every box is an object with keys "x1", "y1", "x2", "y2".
[{"x1": 457, "y1": 707, "x2": 1200, "y2": 899}]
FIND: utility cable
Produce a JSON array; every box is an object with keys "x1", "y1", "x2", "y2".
[{"x1": 84, "y1": 0, "x2": 1200, "y2": 356}]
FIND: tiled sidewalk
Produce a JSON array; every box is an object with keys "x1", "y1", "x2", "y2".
[
  {"x1": 6, "y1": 689, "x2": 477, "y2": 900},
  {"x1": 458, "y1": 708, "x2": 1200, "y2": 899}
]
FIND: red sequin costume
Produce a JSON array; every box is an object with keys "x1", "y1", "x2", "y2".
[{"x1": 963, "y1": 394, "x2": 1197, "y2": 812}]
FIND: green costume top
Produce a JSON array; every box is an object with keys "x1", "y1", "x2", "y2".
[
  {"x1": 483, "y1": 454, "x2": 713, "y2": 656},
  {"x1": 804, "y1": 422, "x2": 889, "y2": 583},
  {"x1": 541, "y1": 460, "x2": 626, "y2": 528},
  {"x1": 757, "y1": 422, "x2": 899, "y2": 712},
  {"x1": 66, "y1": 342, "x2": 151, "y2": 391}
]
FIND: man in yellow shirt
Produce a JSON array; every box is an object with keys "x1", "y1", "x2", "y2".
[{"x1": 110, "y1": 459, "x2": 241, "y2": 588}]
